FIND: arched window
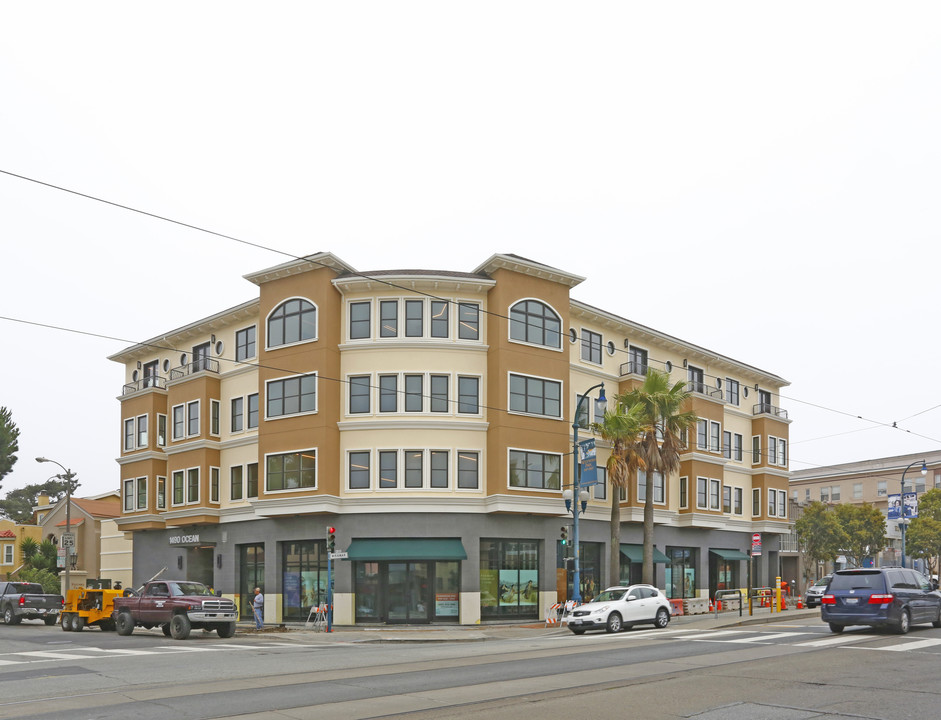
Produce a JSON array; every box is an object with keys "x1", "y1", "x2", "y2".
[
  {"x1": 509, "y1": 300, "x2": 561, "y2": 349},
  {"x1": 268, "y1": 299, "x2": 317, "y2": 348}
]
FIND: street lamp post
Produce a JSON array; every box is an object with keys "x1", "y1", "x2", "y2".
[
  {"x1": 36, "y1": 457, "x2": 76, "y2": 593},
  {"x1": 899, "y1": 459, "x2": 927, "y2": 568},
  {"x1": 569, "y1": 383, "x2": 606, "y2": 603}
]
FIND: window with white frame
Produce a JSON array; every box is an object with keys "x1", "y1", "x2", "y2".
[
  {"x1": 349, "y1": 302, "x2": 371, "y2": 340},
  {"x1": 628, "y1": 346, "x2": 648, "y2": 375},
  {"x1": 830, "y1": 485, "x2": 841, "y2": 501},
  {"x1": 431, "y1": 301, "x2": 449, "y2": 338},
  {"x1": 458, "y1": 376, "x2": 479, "y2": 414},
  {"x1": 509, "y1": 449, "x2": 561, "y2": 490},
  {"x1": 172, "y1": 470, "x2": 184, "y2": 505},
  {"x1": 405, "y1": 299, "x2": 424, "y2": 337},
  {"x1": 777, "y1": 438, "x2": 787, "y2": 466},
  {"x1": 821, "y1": 487, "x2": 830, "y2": 502},
  {"x1": 637, "y1": 470, "x2": 664, "y2": 503},
  {"x1": 752, "y1": 488, "x2": 761, "y2": 516},
  {"x1": 679, "y1": 476, "x2": 688, "y2": 508},
  {"x1": 236, "y1": 325, "x2": 256, "y2": 361},
  {"x1": 157, "y1": 476, "x2": 166, "y2": 510},
  {"x1": 723, "y1": 485, "x2": 732, "y2": 513},
  {"x1": 349, "y1": 451, "x2": 370, "y2": 489},
  {"x1": 710, "y1": 421, "x2": 720, "y2": 452},
  {"x1": 853, "y1": 482, "x2": 863, "y2": 499},
  {"x1": 723, "y1": 431, "x2": 731, "y2": 459},
  {"x1": 404, "y1": 375, "x2": 423, "y2": 412},
  {"x1": 768, "y1": 489, "x2": 777, "y2": 516},
  {"x1": 575, "y1": 394, "x2": 590, "y2": 429},
  {"x1": 230, "y1": 466, "x2": 243, "y2": 500},
  {"x1": 210, "y1": 467, "x2": 220, "y2": 503},
  {"x1": 172, "y1": 405, "x2": 185, "y2": 441},
  {"x1": 594, "y1": 467, "x2": 608, "y2": 500},
  {"x1": 430, "y1": 375, "x2": 449, "y2": 413},
  {"x1": 210, "y1": 400, "x2": 220, "y2": 436},
  {"x1": 187, "y1": 401, "x2": 200, "y2": 437},
  {"x1": 458, "y1": 302, "x2": 480, "y2": 340},
  {"x1": 380, "y1": 300, "x2": 398, "y2": 337},
  {"x1": 509, "y1": 374, "x2": 561, "y2": 418},
  {"x1": 379, "y1": 450, "x2": 397, "y2": 489},
  {"x1": 247, "y1": 463, "x2": 258, "y2": 498},
  {"x1": 349, "y1": 375, "x2": 371, "y2": 414},
  {"x1": 405, "y1": 450, "x2": 423, "y2": 488},
  {"x1": 687, "y1": 365, "x2": 705, "y2": 393},
  {"x1": 778, "y1": 490, "x2": 787, "y2": 518},
  {"x1": 458, "y1": 451, "x2": 480, "y2": 489},
  {"x1": 124, "y1": 418, "x2": 134, "y2": 451},
  {"x1": 877, "y1": 480, "x2": 887, "y2": 496},
  {"x1": 268, "y1": 298, "x2": 317, "y2": 347},
  {"x1": 697, "y1": 419, "x2": 708, "y2": 449},
  {"x1": 247, "y1": 393, "x2": 259, "y2": 428},
  {"x1": 752, "y1": 435, "x2": 761, "y2": 464},
  {"x1": 430, "y1": 450, "x2": 449, "y2": 488},
  {"x1": 379, "y1": 375, "x2": 398, "y2": 412},
  {"x1": 231, "y1": 397, "x2": 243, "y2": 432},
  {"x1": 187, "y1": 468, "x2": 199, "y2": 503},
  {"x1": 123, "y1": 478, "x2": 134, "y2": 511},
  {"x1": 509, "y1": 300, "x2": 561, "y2": 349},
  {"x1": 710, "y1": 479, "x2": 720, "y2": 510},
  {"x1": 266, "y1": 449, "x2": 317, "y2": 491},
  {"x1": 157, "y1": 414, "x2": 167, "y2": 446},
  {"x1": 2, "y1": 543, "x2": 13, "y2": 564},
  {"x1": 581, "y1": 329, "x2": 602, "y2": 364},
  {"x1": 136, "y1": 476, "x2": 147, "y2": 510},
  {"x1": 726, "y1": 378, "x2": 740, "y2": 406},
  {"x1": 267, "y1": 374, "x2": 317, "y2": 418},
  {"x1": 734, "y1": 487, "x2": 743, "y2": 515},
  {"x1": 696, "y1": 477, "x2": 708, "y2": 509},
  {"x1": 137, "y1": 414, "x2": 148, "y2": 448},
  {"x1": 733, "y1": 433, "x2": 743, "y2": 462}
]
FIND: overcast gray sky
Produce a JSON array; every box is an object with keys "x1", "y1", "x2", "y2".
[{"x1": 2, "y1": 2, "x2": 940, "y2": 498}]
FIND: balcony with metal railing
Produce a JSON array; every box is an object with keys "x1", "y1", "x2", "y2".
[
  {"x1": 618, "y1": 360, "x2": 648, "y2": 377},
  {"x1": 753, "y1": 403, "x2": 788, "y2": 419},
  {"x1": 168, "y1": 358, "x2": 221, "y2": 381},
  {"x1": 687, "y1": 380, "x2": 723, "y2": 402},
  {"x1": 122, "y1": 375, "x2": 168, "y2": 395}
]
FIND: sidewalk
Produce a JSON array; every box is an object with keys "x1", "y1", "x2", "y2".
[{"x1": 236, "y1": 605, "x2": 822, "y2": 644}]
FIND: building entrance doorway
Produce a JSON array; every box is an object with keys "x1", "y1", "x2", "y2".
[{"x1": 387, "y1": 562, "x2": 430, "y2": 623}]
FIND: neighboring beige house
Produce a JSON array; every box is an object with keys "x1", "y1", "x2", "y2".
[
  {"x1": 790, "y1": 450, "x2": 941, "y2": 570},
  {"x1": 34, "y1": 491, "x2": 132, "y2": 591},
  {"x1": 0, "y1": 521, "x2": 42, "y2": 579}
]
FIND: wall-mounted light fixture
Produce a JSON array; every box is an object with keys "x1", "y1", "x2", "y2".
[
  {"x1": 177, "y1": 555, "x2": 183, "y2": 570},
  {"x1": 216, "y1": 554, "x2": 222, "y2": 569}
]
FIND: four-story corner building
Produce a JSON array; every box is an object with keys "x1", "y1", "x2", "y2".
[{"x1": 111, "y1": 253, "x2": 792, "y2": 625}]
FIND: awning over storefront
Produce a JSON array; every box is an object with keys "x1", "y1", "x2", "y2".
[
  {"x1": 620, "y1": 543, "x2": 670, "y2": 564},
  {"x1": 346, "y1": 538, "x2": 468, "y2": 561},
  {"x1": 709, "y1": 548, "x2": 751, "y2": 561}
]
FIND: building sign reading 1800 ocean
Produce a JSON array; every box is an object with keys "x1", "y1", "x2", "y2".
[{"x1": 169, "y1": 534, "x2": 201, "y2": 546}]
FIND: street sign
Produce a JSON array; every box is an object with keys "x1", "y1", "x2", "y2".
[
  {"x1": 329, "y1": 551, "x2": 348, "y2": 560},
  {"x1": 60, "y1": 532, "x2": 75, "y2": 548},
  {"x1": 751, "y1": 533, "x2": 762, "y2": 557}
]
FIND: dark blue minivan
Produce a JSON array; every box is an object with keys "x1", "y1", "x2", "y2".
[{"x1": 821, "y1": 567, "x2": 941, "y2": 634}]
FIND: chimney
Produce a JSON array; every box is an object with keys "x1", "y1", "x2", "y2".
[{"x1": 37, "y1": 494, "x2": 50, "y2": 506}]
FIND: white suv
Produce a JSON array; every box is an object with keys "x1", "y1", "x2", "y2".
[{"x1": 566, "y1": 585, "x2": 671, "y2": 634}]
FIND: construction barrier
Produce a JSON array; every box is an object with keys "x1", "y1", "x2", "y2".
[
  {"x1": 669, "y1": 598, "x2": 685, "y2": 616},
  {"x1": 545, "y1": 603, "x2": 564, "y2": 626}
]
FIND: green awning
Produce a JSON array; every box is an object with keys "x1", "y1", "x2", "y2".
[
  {"x1": 620, "y1": 543, "x2": 670, "y2": 564},
  {"x1": 710, "y1": 548, "x2": 751, "y2": 561},
  {"x1": 346, "y1": 538, "x2": 467, "y2": 561}
]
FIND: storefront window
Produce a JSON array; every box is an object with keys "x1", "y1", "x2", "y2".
[
  {"x1": 557, "y1": 541, "x2": 602, "y2": 602},
  {"x1": 708, "y1": 556, "x2": 739, "y2": 597},
  {"x1": 281, "y1": 540, "x2": 327, "y2": 621},
  {"x1": 354, "y1": 560, "x2": 459, "y2": 623},
  {"x1": 665, "y1": 547, "x2": 697, "y2": 599},
  {"x1": 480, "y1": 539, "x2": 539, "y2": 619}
]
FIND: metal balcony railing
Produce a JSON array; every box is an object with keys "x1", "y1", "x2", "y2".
[
  {"x1": 169, "y1": 358, "x2": 221, "y2": 380},
  {"x1": 618, "y1": 360, "x2": 648, "y2": 377},
  {"x1": 753, "y1": 403, "x2": 788, "y2": 419},
  {"x1": 122, "y1": 375, "x2": 168, "y2": 395},
  {"x1": 687, "y1": 381, "x2": 723, "y2": 401}
]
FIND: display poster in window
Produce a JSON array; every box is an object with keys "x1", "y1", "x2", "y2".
[
  {"x1": 301, "y1": 571, "x2": 323, "y2": 607},
  {"x1": 435, "y1": 593, "x2": 459, "y2": 616},
  {"x1": 499, "y1": 570, "x2": 519, "y2": 605},
  {"x1": 283, "y1": 572, "x2": 301, "y2": 608},
  {"x1": 578, "y1": 438, "x2": 598, "y2": 487},
  {"x1": 479, "y1": 569, "x2": 499, "y2": 607},
  {"x1": 518, "y1": 570, "x2": 538, "y2": 606}
]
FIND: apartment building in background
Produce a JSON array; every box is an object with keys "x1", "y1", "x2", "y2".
[
  {"x1": 790, "y1": 450, "x2": 941, "y2": 571},
  {"x1": 110, "y1": 252, "x2": 792, "y2": 625}
]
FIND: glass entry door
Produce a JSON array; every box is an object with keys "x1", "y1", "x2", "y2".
[{"x1": 387, "y1": 562, "x2": 430, "y2": 623}]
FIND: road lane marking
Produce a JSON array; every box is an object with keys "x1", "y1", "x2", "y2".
[
  {"x1": 873, "y1": 638, "x2": 941, "y2": 652},
  {"x1": 720, "y1": 632, "x2": 809, "y2": 643},
  {"x1": 15, "y1": 651, "x2": 101, "y2": 660},
  {"x1": 679, "y1": 630, "x2": 749, "y2": 641},
  {"x1": 794, "y1": 634, "x2": 878, "y2": 647}
]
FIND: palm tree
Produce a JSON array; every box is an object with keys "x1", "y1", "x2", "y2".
[
  {"x1": 19, "y1": 536, "x2": 38, "y2": 565},
  {"x1": 624, "y1": 368, "x2": 698, "y2": 585},
  {"x1": 592, "y1": 398, "x2": 645, "y2": 586}
]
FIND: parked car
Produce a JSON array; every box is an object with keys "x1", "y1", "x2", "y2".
[
  {"x1": 566, "y1": 584, "x2": 671, "y2": 634},
  {"x1": 804, "y1": 575, "x2": 832, "y2": 608},
  {"x1": 0, "y1": 581, "x2": 63, "y2": 625},
  {"x1": 820, "y1": 567, "x2": 941, "y2": 634},
  {"x1": 112, "y1": 580, "x2": 237, "y2": 639}
]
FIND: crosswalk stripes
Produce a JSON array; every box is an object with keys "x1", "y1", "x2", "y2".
[
  {"x1": 794, "y1": 634, "x2": 879, "y2": 647},
  {"x1": 0, "y1": 641, "x2": 317, "y2": 666},
  {"x1": 868, "y1": 637, "x2": 941, "y2": 652}
]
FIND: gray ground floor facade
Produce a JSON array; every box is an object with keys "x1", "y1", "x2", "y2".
[{"x1": 128, "y1": 513, "x2": 793, "y2": 625}]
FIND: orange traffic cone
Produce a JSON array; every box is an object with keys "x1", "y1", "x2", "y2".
[
  {"x1": 716, "y1": 600, "x2": 723, "y2": 611},
  {"x1": 708, "y1": 600, "x2": 714, "y2": 612},
  {"x1": 797, "y1": 597, "x2": 803, "y2": 609}
]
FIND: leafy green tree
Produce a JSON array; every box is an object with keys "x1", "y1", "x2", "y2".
[
  {"x1": 833, "y1": 503, "x2": 886, "y2": 568},
  {"x1": 28, "y1": 539, "x2": 60, "y2": 574},
  {"x1": 623, "y1": 369, "x2": 698, "y2": 585},
  {"x1": 795, "y1": 501, "x2": 845, "y2": 577},
  {"x1": 13, "y1": 567, "x2": 61, "y2": 594},
  {"x1": 906, "y1": 517, "x2": 941, "y2": 578},
  {"x1": 0, "y1": 476, "x2": 73, "y2": 523},
  {"x1": 914, "y1": 488, "x2": 941, "y2": 522},
  {"x1": 0, "y1": 406, "x2": 19, "y2": 492},
  {"x1": 592, "y1": 397, "x2": 645, "y2": 585}
]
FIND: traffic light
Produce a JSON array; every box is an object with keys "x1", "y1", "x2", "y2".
[
  {"x1": 560, "y1": 525, "x2": 568, "y2": 546},
  {"x1": 327, "y1": 526, "x2": 336, "y2": 553}
]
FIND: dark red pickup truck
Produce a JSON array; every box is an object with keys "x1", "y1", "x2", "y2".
[{"x1": 112, "y1": 580, "x2": 237, "y2": 639}]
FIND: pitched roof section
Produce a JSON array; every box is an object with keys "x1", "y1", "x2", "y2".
[
  {"x1": 243, "y1": 251, "x2": 357, "y2": 286},
  {"x1": 473, "y1": 254, "x2": 585, "y2": 288},
  {"x1": 71, "y1": 498, "x2": 122, "y2": 519}
]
